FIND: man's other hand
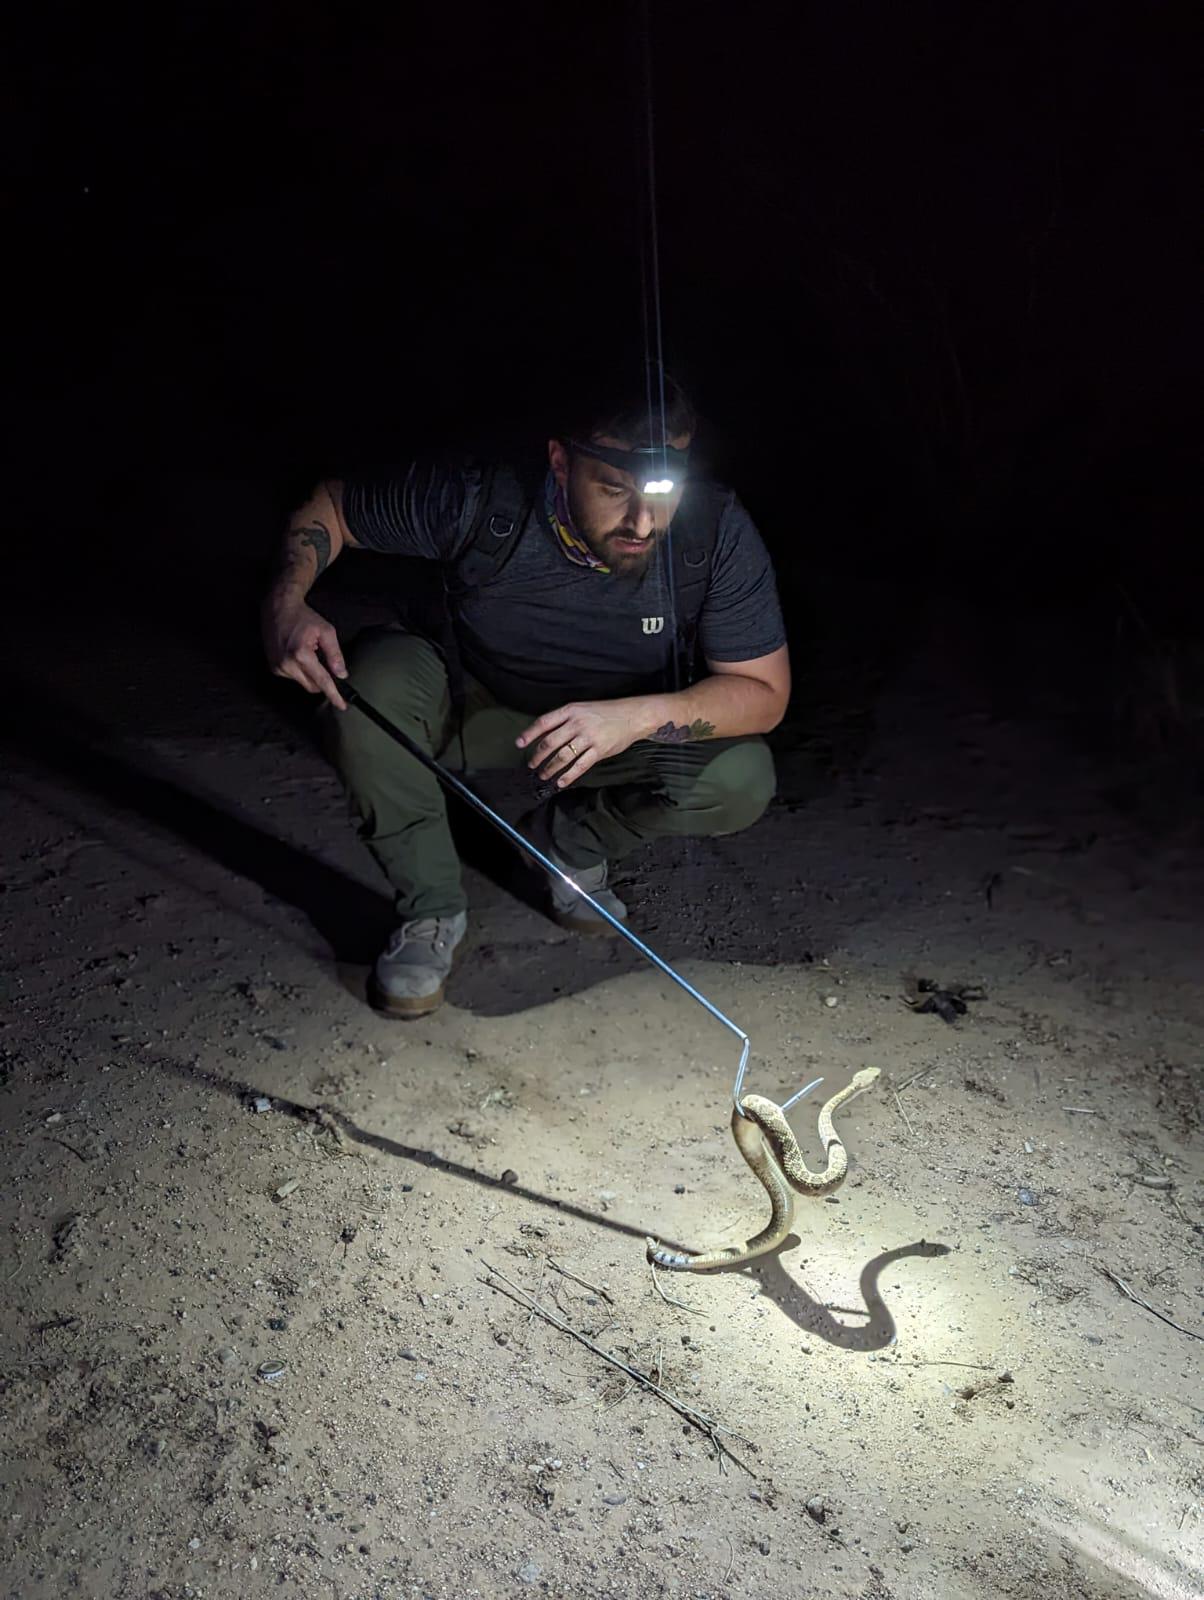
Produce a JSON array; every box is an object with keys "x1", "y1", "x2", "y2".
[
  {"x1": 516, "y1": 699, "x2": 644, "y2": 788},
  {"x1": 263, "y1": 599, "x2": 349, "y2": 710}
]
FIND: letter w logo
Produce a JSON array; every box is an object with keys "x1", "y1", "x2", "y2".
[{"x1": 641, "y1": 616, "x2": 665, "y2": 635}]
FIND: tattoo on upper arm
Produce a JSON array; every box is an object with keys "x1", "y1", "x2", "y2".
[
  {"x1": 651, "y1": 719, "x2": 717, "y2": 744},
  {"x1": 292, "y1": 520, "x2": 332, "y2": 576}
]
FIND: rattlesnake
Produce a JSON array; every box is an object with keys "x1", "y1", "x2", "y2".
[{"x1": 646, "y1": 1067, "x2": 881, "y2": 1271}]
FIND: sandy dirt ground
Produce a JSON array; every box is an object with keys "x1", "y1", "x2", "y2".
[{"x1": 2, "y1": 593, "x2": 1202, "y2": 1600}]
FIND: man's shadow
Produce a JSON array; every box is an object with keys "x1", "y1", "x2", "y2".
[
  {"x1": 5, "y1": 683, "x2": 810, "y2": 1013},
  {"x1": 5, "y1": 686, "x2": 396, "y2": 963},
  {"x1": 3, "y1": 682, "x2": 585, "y2": 949}
]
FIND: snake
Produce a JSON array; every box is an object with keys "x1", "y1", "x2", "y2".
[{"x1": 646, "y1": 1067, "x2": 881, "y2": 1271}]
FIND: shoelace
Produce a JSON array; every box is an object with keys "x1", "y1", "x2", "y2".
[{"x1": 385, "y1": 918, "x2": 454, "y2": 958}]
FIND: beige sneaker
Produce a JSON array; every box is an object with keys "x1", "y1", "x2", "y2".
[
  {"x1": 516, "y1": 807, "x2": 629, "y2": 936},
  {"x1": 369, "y1": 912, "x2": 467, "y2": 1018},
  {"x1": 547, "y1": 856, "x2": 628, "y2": 936}
]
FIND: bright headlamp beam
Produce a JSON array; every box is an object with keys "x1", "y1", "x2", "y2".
[{"x1": 642, "y1": 478, "x2": 675, "y2": 495}]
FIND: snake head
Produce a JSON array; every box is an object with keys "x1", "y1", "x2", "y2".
[{"x1": 852, "y1": 1067, "x2": 881, "y2": 1091}]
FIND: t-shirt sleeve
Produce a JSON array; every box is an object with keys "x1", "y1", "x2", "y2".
[
  {"x1": 340, "y1": 457, "x2": 483, "y2": 561},
  {"x1": 697, "y1": 492, "x2": 788, "y2": 663}
]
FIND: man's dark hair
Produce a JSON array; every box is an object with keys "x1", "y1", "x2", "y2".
[{"x1": 555, "y1": 366, "x2": 697, "y2": 448}]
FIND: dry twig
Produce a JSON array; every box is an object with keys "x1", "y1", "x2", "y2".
[
  {"x1": 547, "y1": 1257, "x2": 614, "y2": 1304},
  {"x1": 481, "y1": 1260, "x2": 756, "y2": 1473},
  {"x1": 649, "y1": 1257, "x2": 705, "y2": 1315},
  {"x1": 890, "y1": 1358, "x2": 995, "y2": 1370},
  {"x1": 1097, "y1": 1265, "x2": 1204, "y2": 1342},
  {"x1": 896, "y1": 1066, "x2": 943, "y2": 1095},
  {"x1": 892, "y1": 1087, "x2": 915, "y2": 1137}
]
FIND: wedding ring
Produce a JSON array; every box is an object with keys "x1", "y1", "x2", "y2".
[{"x1": 566, "y1": 740, "x2": 577, "y2": 756}]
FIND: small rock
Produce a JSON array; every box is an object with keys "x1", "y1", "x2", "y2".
[
  {"x1": 268, "y1": 1316, "x2": 288, "y2": 1332},
  {"x1": 823, "y1": 995, "x2": 839, "y2": 1008},
  {"x1": 217, "y1": 1346, "x2": 239, "y2": 1367},
  {"x1": 602, "y1": 1494, "x2": 626, "y2": 1506},
  {"x1": 900, "y1": 1539, "x2": 915, "y2": 1553},
  {"x1": 517, "y1": 1558, "x2": 542, "y2": 1583},
  {"x1": 1018, "y1": 1188, "x2": 1038, "y2": 1207},
  {"x1": 500, "y1": 1169, "x2": 519, "y2": 1186},
  {"x1": 251, "y1": 1096, "x2": 273, "y2": 1114},
  {"x1": 187, "y1": 1537, "x2": 201, "y2": 1550},
  {"x1": 805, "y1": 1496, "x2": 825, "y2": 1523},
  {"x1": 673, "y1": 1183, "x2": 685, "y2": 1195}
]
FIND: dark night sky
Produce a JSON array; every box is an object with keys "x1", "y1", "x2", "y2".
[{"x1": 9, "y1": 2, "x2": 1200, "y2": 626}]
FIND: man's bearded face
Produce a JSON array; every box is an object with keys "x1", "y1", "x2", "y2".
[{"x1": 565, "y1": 435, "x2": 689, "y2": 575}]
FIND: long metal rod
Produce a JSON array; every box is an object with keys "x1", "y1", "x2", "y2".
[{"x1": 343, "y1": 683, "x2": 764, "y2": 1107}]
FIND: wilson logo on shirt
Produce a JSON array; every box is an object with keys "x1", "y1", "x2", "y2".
[{"x1": 641, "y1": 617, "x2": 665, "y2": 635}]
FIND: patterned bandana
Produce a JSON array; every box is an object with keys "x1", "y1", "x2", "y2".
[{"x1": 544, "y1": 471, "x2": 610, "y2": 574}]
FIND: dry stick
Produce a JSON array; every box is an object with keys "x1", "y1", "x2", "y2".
[
  {"x1": 1062, "y1": 1106, "x2": 1098, "y2": 1115},
  {"x1": 896, "y1": 1065, "x2": 943, "y2": 1095},
  {"x1": 547, "y1": 1257, "x2": 615, "y2": 1305},
  {"x1": 481, "y1": 1261, "x2": 756, "y2": 1473},
  {"x1": 891, "y1": 1358, "x2": 995, "y2": 1371},
  {"x1": 1097, "y1": 1265, "x2": 1204, "y2": 1342},
  {"x1": 649, "y1": 1257, "x2": 705, "y2": 1315},
  {"x1": 46, "y1": 1136, "x2": 90, "y2": 1162},
  {"x1": 722, "y1": 1536, "x2": 735, "y2": 1584},
  {"x1": 892, "y1": 1087, "x2": 915, "y2": 1137}
]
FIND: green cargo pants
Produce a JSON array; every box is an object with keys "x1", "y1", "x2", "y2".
[{"x1": 324, "y1": 628, "x2": 776, "y2": 918}]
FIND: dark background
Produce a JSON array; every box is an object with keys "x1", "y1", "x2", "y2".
[{"x1": 7, "y1": 0, "x2": 1201, "y2": 764}]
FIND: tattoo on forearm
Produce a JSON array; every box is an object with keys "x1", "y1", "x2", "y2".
[
  {"x1": 652, "y1": 719, "x2": 717, "y2": 744},
  {"x1": 291, "y1": 520, "x2": 332, "y2": 576}
]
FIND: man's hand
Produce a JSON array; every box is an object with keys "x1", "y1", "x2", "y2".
[
  {"x1": 263, "y1": 597, "x2": 349, "y2": 710},
  {"x1": 516, "y1": 699, "x2": 646, "y2": 788}
]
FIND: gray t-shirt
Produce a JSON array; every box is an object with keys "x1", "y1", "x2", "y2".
[{"x1": 342, "y1": 458, "x2": 786, "y2": 714}]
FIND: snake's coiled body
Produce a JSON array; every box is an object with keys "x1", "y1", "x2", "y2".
[{"x1": 647, "y1": 1068, "x2": 881, "y2": 1271}]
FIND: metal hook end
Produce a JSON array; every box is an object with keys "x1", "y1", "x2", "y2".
[
  {"x1": 731, "y1": 1037, "x2": 752, "y2": 1117},
  {"x1": 778, "y1": 1076, "x2": 826, "y2": 1114}
]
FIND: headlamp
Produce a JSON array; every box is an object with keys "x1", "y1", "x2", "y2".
[{"x1": 569, "y1": 438, "x2": 690, "y2": 497}]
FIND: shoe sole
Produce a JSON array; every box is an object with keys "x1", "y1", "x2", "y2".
[{"x1": 368, "y1": 941, "x2": 464, "y2": 1019}]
